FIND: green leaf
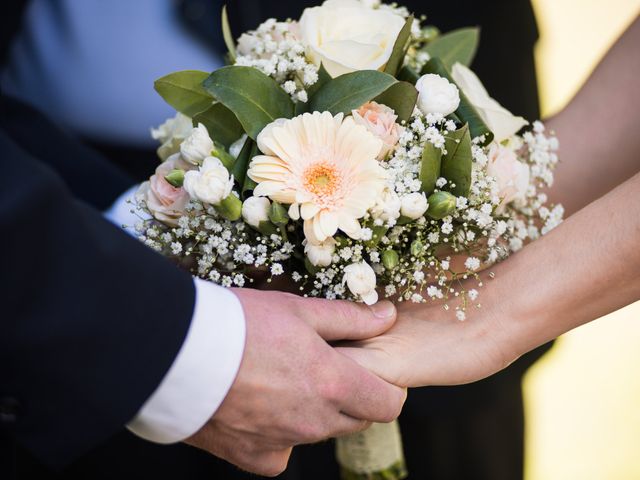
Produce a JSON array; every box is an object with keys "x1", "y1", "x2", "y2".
[
  {"x1": 232, "y1": 137, "x2": 258, "y2": 195},
  {"x1": 203, "y1": 66, "x2": 294, "y2": 140},
  {"x1": 424, "y1": 27, "x2": 480, "y2": 69},
  {"x1": 221, "y1": 5, "x2": 236, "y2": 63},
  {"x1": 441, "y1": 124, "x2": 472, "y2": 197},
  {"x1": 421, "y1": 58, "x2": 493, "y2": 144},
  {"x1": 420, "y1": 142, "x2": 442, "y2": 194},
  {"x1": 154, "y1": 70, "x2": 213, "y2": 117},
  {"x1": 309, "y1": 70, "x2": 398, "y2": 115},
  {"x1": 396, "y1": 65, "x2": 420, "y2": 84},
  {"x1": 192, "y1": 102, "x2": 244, "y2": 149},
  {"x1": 384, "y1": 15, "x2": 414, "y2": 76},
  {"x1": 373, "y1": 81, "x2": 418, "y2": 122}
]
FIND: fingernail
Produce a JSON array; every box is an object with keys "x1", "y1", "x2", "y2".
[{"x1": 369, "y1": 300, "x2": 396, "y2": 319}]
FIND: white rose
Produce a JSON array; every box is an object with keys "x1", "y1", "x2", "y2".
[
  {"x1": 180, "y1": 123, "x2": 214, "y2": 165},
  {"x1": 257, "y1": 118, "x2": 288, "y2": 156},
  {"x1": 343, "y1": 261, "x2": 378, "y2": 305},
  {"x1": 151, "y1": 112, "x2": 194, "y2": 161},
  {"x1": 400, "y1": 192, "x2": 429, "y2": 219},
  {"x1": 305, "y1": 238, "x2": 337, "y2": 267},
  {"x1": 371, "y1": 188, "x2": 402, "y2": 222},
  {"x1": 486, "y1": 143, "x2": 530, "y2": 212},
  {"x1": 415, "y1": 74, "x2": 460, "y2": 116},
  {"x1": 451, "y1": 63, "x2": 528, "y2": 143},
  {"x1": 299, "y1": 0, "x2": 406, "y2": 77},
  {"x1": 242, "y1": 196, "x2": 271, "y2": 228},
  {"x1": 183, "y1": 156, "x2": 234, "y2": 205}
]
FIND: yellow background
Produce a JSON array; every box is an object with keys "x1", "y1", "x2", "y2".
[{"x1": 525, "y1": 1, "x2": 640, "y2": 478}]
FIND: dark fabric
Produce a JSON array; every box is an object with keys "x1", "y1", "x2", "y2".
[{"x1": 0, "y1": 98, "x2": 197, "y2": 472}]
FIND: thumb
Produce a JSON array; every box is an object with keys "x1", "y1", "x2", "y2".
[{"x1": 296, "y1": 297, "x2": 397, "y2": 341}]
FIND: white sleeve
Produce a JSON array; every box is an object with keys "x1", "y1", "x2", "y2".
[
  {"x1": 126, "y1": 277, "x2": 246, "y2": 443},
  {"x1": 103, "y1": 184, "x2": 147, "y2": 235}
]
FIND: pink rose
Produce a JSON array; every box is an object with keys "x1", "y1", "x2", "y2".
[
  {"x1": 487, "y1": 143, "x2": 530, "y2": 213},
  {"x1": 138, "y1": 154, "x2": 193, "y2": 225},
  {"x1": 352, "y1": 102, "x2": 403, "y2": 160}
]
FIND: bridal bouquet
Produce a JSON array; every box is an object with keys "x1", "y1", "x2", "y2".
[{"x1": 133, "y1": 1, "x2": 563, "y2": 478}]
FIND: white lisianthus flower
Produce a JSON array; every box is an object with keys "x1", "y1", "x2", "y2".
[
  {"x1": 180, "y1": 123, "x2": 214, "y2": 165},
  {"x1": 343, "y1": 261, "x2": 378, "y2": 305},
  {"x1": 415, "y1": 74, "x2": 460, "y2": 116},
  {"x1": 248, "y1": 112, "x2": 386, "y2": 244},
  {"x1": 451, "y1": 63, "x2": 528, "y2": 142},
  {"x1": 305, "y1": 238, "x2": 337, "y2": 267},
  {"x1": 371, "y1": 188, "x2": 402, "y2": 223},
  {"x1": 242, "y1": 196, "x2": 271, "y2": 228},
  {"x1": 486, "y1": 143, "x2": 530, "y2": 212},
  {"x1": 151, "y1": 113, "x2": 194, "y2": 161},
  {"x1": 400, "y1": 192, "x2": 429, "y2": 219},
  {"x1": 256, "y1": 118, "x2": 288, "y2": 155},
  {"x1": 183, "y1": 156, "x2": 234, "y2": 205},
  {"x1": 299, "y1": 0, "x2": 406, "y2": 77}
]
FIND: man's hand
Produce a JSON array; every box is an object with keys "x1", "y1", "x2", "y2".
[
  {"x1": 337, "y1": 300, "x2": 519, "y2": 389},
  {"x1": 185, "y1": 289, "x2": 407, "y2": 477}
]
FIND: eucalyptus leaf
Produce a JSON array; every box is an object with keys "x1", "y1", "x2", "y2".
[
  {"x1": 154, "y1": 70, "x2": 213, "y2": 117},
  {"x1": 384, "y1": 15, "x2": 414, "y2": 76},
  {"x1": 221, "y1": 5, "x2": 236, "y2": 63},
  {"x1": 203, "y1": 66, "x2": 294, "y2": 140},
  {"x1": 424, "y1": 27, "x2": 480, "y2": 69},
  {"x1": 441, "y1": 124, "x2": 472, "y2": 197},
  {"x1": 420, "y1": 142, "x2": 442, "y2": 194},
  {"x1": 421, "y1": 58, "x2": 493, "y2": 144},
  {"x1": 192, "y1": 102, "x2": 244, "y2": 148},
  {"x1": 397, "y1": 65, "x2": 420, "y2": 84},
  {"x1": 309, "y1": 70, "x2": 398, "y2": 115},
  {"x1": 374, "y1": 81, "x2": 418, "y2": 122}
]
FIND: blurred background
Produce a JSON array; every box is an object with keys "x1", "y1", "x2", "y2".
[{"x1": 526, "y1": 2, "x2": 640, "y2": 479}]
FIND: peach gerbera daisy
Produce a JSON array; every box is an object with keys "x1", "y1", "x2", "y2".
[{"x1": 247, "y1": 111, "x2": 387, "y2": 244}]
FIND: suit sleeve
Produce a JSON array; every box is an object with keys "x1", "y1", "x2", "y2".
[{"x1": 0, "y1": 129, "x2": 196, "y2": 469}]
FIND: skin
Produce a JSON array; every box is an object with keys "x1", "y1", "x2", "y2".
[
  {"x1": 186, "y1": 289, "x2": 406, "y2": 477},
  {"x1": 339, "y1": 16, "x2": 640, "y2": 389}
]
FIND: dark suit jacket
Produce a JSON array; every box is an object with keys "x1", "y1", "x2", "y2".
[{"x1": 0, "y1": 3, "x2": 197, "y2": 475}]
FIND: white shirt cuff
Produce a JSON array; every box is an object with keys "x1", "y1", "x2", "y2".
[
  {"x1": 103, "y1": 184, "x2": 146, "y2": 235},
  {"x1": 126, "y1": 278, "x2": 246, "y2": 443}
]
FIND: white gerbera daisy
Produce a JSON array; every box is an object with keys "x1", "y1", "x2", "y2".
[{"x1": 247, "y1": 111, "x2": 386, "y2": 244}]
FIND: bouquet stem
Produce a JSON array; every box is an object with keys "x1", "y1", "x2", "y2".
[{"x1": 336, "y1": 420, "x2": 407, "y2": 480}]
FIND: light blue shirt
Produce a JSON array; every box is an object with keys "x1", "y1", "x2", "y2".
[{"x1": 1, "y1": 0, "x2": 223, "y2": 146}]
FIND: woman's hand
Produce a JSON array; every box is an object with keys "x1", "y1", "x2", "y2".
[{"x1": 337, "y1": 299, "x2": 520, "y2": 388}]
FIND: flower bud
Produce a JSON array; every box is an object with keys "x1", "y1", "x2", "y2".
[
  {"x1": 410, "y1": 240, "x2": 424, "y2": 256},
  {"x1": 242, "y1": 196, "x2": 271, "y2": 228},
  {"x1": 343, "y1": 261, "x2": 378, "y2": 305},
  {"x1": 415, "y1": 74, "x2": 460, "y2": 116},
  {"x1": 180, "y1": 123, "x2": 214, "y2": 165},
  {"x1": 164, "y1": 169, "x2": 185, "y2": 188},
  {"x1": 211, "y1": 142, "x2": 236, "y2": 171},
  {"x1": 382, "y1": 249, "x2": 400, "y2": 270},
  {"x1": 427, "y1": 191, "x2": 457, "y2": 219},
  {"x1": 269, "y1": 201, "x2": 290, "y2": 226},
  {"x1": 216, "y1": 194, "x2": 242, "y2": 221},
  {"x1": 400, "y1": 192, "x2": 429, "y2": 219}
]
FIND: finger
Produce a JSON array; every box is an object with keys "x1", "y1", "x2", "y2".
[
  {"x1": 336, "y1": 345, "x2": 399, "y2": 386},
  {"x1": 249, "y1": 448, "x2": 292, "y2": 477},
  {"x1": 331, "y1": 351, "x2": 407, "y2": 423},
  {"x1": 296, "y1": 297, "x2": 397, "y2": 341}
]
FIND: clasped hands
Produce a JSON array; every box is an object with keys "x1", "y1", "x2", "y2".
[{"x1": 187, "y1": 287, "x2": 517, "y2": 476}]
